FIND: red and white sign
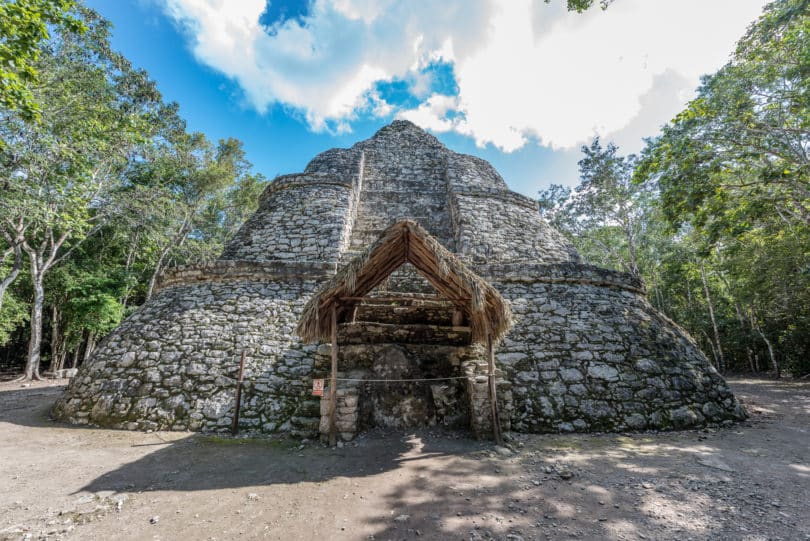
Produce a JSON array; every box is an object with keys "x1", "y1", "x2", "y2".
[{"x1": 312, "y1": 379, "x2": 324, "y2": 396}]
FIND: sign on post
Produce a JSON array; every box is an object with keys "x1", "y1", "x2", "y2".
[{"x1": 312, "y1": 378, "x2": 324, "y2": 396}]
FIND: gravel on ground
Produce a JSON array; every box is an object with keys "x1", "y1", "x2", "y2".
[{"x1": 0, "y1": 377, "x2": 808, "y2": 541}]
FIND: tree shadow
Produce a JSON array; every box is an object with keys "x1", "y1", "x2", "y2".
[
  {"x1": 3, "y1": 378, "x2": 809, "y2": 540},
  {"x1": 0, "y1": 382, "x2": 68, "y2": 428},
  {"x1": 360, "y1": 428, "x2": 809, "y2": 540},
  {"x1": 79, "y1": 428, "x2": 490, "y2": 495}
]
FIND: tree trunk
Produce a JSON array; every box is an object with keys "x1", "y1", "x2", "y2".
[
  {"x1": 145, "y1": 245, "x2": 170, "y2": 301},
  {"x1": 70, "y1": 344, "x2": 81, "y2": 369},
  {"x1": 24, "y1": 277, "x2": 45, "y2": 380},
  {"x1": 700, "y1": 263, "x2": 725, "y2": 373},
  {"x1": 20, "y1": 228, "x2": 74, "y2": 381},
  {"x1": 146, "y1": 217, "x2": 191, "y2": 301},
  {"x1": 751, "y1": 313, "x2": 779, "y2": 378},
  {"x1": 686, "y1": 278, "x2": 694, "y2": 312},
  {"x1": 47, "y1": 304, "x2": 63, "y2": 373},
  {"x1": 120, "y1": 231, "x2": 140, "y2": 309},
  {"x1": 0, "y1": 245, "x2": 23, "y2": 312},
  {"x1": 700, "y1": 329, "x2": 719, "y2": 369},
  {"x1": 732, "y1": 300, "x2": 756, "y2": 374},
  {"x1": 83, "y1": 332, "x2": 96, "y2": 364},
  {"x1": 623, "y1": 222, "x2": 640, "y2": 278}
]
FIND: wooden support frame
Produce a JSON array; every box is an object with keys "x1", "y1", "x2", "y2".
[
  {"x1": 338, "y1": 295, "x2": 470, "y2": 303},
  {"x1": 296, "y1": 221, "x2": 515, "y2": 444},
  {"x1": 487, "y1": 333, "x2": 503, "y2": 445},
  {"x1": 328, "y1": 304, "x2": 338, "y2": 446},
  {"x1": 297, "y1": 221, "x2": 512, "y2": 347}
]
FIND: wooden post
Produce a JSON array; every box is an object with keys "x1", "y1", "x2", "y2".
[
  {"x1": 231, "y1": 350, "x2": 247, "y2": 435},
  {"x1": 328, "y1": 304, "x2": 338, "y2": 446},
  {"x1": 487, "y1": 333, "x2": 503, "y2": 445}
]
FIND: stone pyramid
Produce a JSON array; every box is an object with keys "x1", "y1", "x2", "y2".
[{"x1": 54, "y1": 120, "x2": 746, "y2": 436}]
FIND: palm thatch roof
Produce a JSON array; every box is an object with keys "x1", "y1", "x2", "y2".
[{"x1": 297, "y1": 220, "x2": 512, "y2": 344}]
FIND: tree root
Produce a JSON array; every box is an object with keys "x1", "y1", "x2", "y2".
[{"x1": 9, "y1": 372, "x2": 45, "y2": 383}]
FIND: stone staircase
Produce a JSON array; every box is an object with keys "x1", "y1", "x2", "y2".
[
  {"x1": 340, "y1": 149, "x2": 455, "y2": 266},
  {"x1": 315, "y1": 294, "x2": 511, "y2": 441}
]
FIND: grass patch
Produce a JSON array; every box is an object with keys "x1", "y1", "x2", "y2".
[{"x1": 200, "y1": 434, "x2": 295, "y2": 449}]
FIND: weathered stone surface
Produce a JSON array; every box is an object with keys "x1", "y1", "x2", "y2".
[{"x1": 53, "y1": 120, "x2": 746, "y2": 437}]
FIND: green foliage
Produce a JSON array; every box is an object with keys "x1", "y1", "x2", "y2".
[
  {"x1": 544, "y1": 0, "x2": 613, "y2": 13},
  {"x1": 539, "y1": 138, "x2": 648, "y2": 276},
  {"x1": 0, "y1": 7, "x2": 165, "y2": 248},
  {"x1": 541, "y1": 0, "x2": 810, "y2": 377},
  {"x1": 0, "y1": 289, "x2": 28, "y2": 345},
  {"x1": 65, "y1": 275, "x2": 124, "y2": 339},
  {"x1": 635, "y1": 0, "x2": 809, "y2": 237},
  {"x1": 0, "y1": 5, "x2": 265, "y2": 375},
  {"x1": 46, "y1": 262, "x2": 125, "y2": 349},
  {"x1": 120, "y1": 128, "x2": 266, "y2": 300},
  {"x1": 0, "y1": 0, "x2": 85, "y2": 122}
]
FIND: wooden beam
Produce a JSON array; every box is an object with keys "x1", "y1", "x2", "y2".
[
  {"x1": 350, "y1": 252, "x2": 407, "y2": 298},
  {"x1": 328, "y1": 304, "x2": 338, "y2": 446},
  {"x1": 487, "y1": 333, "x2": 503, "y2": 445},
  {"x1": 406, "y1": 241, "x2": 470, "y2": 301},
  {"x1": 403, "y1": 228, "x2": 410, "y2": 260},
  {"x1": 338, "y1": 295, "x2": 469, "y2": 303}
]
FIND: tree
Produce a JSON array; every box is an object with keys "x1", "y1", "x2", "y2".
[
  {"x1": 0, "y1": 266, "x2": 27, "y2": 346},
  {"x1": 0, "y1": 221, "x2": 24, "y2": 312},
  {"x1": 635, "y1": 0, "x2": 809, "y2": 236},
  {"x1": 539, "y1": 138, "x2": 647, "y2": 277},
  {"x1": 0, "y1": 6, "x2": 265, "y2": 378},
  {"x1": 544, "y1": 0, "x2": 614, "y2": 12},
  {"x1": 635, "y1": 0, "x2": 810, "y2": 377},
  {"x1": 0, "y1": 9, "x2": 163, "y2": 380},
  {"x1": 0, "y1": 0, "x2": 85, "y2": 122},
  {"x1": 125, "y1": 133, "x2": 263, "y2": 300}
]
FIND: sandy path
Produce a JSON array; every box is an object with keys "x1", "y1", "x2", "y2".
[{"x1": 0, "y1": 377, "x2": 808, "y2": 541}]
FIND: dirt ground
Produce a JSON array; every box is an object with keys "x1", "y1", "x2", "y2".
[{"x1": 0, "y1": 378, "x2": 808, "y2": 541}]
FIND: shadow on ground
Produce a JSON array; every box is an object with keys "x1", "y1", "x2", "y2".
[
  {"x1": 0, "y1": 383, "x2": 69, "y2": 428},
  {"x1": 1, "y1": 378, "x2": 808, "y2": 540}
]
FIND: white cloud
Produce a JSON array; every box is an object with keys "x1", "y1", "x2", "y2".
[
  {"x1": 162, "y1": 0, "x2": 766, "y2": 149},
  {"x1": 397, "y1": 94, "x2": 461, "y2": 132}
]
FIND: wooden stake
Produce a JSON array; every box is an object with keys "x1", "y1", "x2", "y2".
[
  {"x1": 328, "y1": 304, "x2": 338, "y2": 446},
  {"x1": 487, "y1": 333, "x2": 503, "y2": 445},
  {"x1": 231, "y1": 350, "x2": 246, "y2": 435}
]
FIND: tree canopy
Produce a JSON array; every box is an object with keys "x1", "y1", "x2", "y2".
[
  {"x1": 545, "y1": 0, "x2": 614, "y2": 12},
  {"x1": 0, "y1": 6, "x2": 265, "y2": 379},
  {"x1": 548, "y1": 0, "x2": 809, "y2": 378},
  {"x1": 1, "y1": 0, "x2": 807, "y2": 382},
  {"x1": 0, "y1": 0, "x2": 85, "y2": 122}
]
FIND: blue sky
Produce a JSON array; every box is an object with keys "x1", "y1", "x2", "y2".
[{"x1": 85, "y1": 0, "x2": 766, "y2": 197}]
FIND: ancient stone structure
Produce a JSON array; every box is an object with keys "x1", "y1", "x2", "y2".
[{"x1": 54, "y1": 120, "x2": 746, "y2": 438}]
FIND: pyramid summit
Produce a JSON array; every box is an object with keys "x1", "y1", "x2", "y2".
[{"x1": 54, "y1": 120, "x2": 745, "y2": 438}]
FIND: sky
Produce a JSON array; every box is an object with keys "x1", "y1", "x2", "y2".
[{"x1": 85, "y1": 0, "x2": 767, "y2": 197}]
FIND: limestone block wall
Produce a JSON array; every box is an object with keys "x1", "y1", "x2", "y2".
[
  {"x1": 446, "y1": 153, "x2": 509, "y2": 190},
  {"x1": 453, "y1": 190, "x2": 579, "y2": 265},
  {"x1": 53, "y1": 266, "x2": 327, "y2": 435},
  {"x1": 487, "y1": 268, "x2": 746, "y2": 432},
  {"x1": 220, "y1": 174, "x2": 354, "y2": 264},
  {"x1": 305, "y1": 147, "x2": 362, "y2": 177}
]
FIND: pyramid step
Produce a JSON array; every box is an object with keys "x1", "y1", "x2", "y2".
[
  {"x1": 354, "y1": 298, "x2": 460, "y2": 325},
  {"x1": 338, "y1": 322, "x2": 471, "y2": 346}
]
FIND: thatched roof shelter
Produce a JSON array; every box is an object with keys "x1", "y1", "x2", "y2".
[{"x1": 296, "y1": 220, "x2": 512, "y2": 344}]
